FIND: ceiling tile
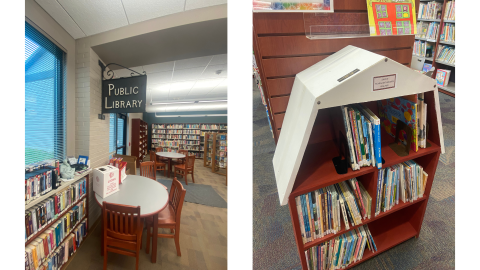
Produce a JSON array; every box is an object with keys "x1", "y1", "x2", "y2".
[
  {"x1": 146, "y1": 71, "x2": 173, "y2": 85},
  {"x1": 58, "y1": 0, "x2": 128, "y2": 36},
  {"x1": 209, "y1": 54, "x2": 227, "y2": 65},
  {"x1": 168, "y1": 81, "x2": 196, "y2": 99},
  {"x1": 174, "y1": 56, "x2": 212, "y2": 70},
  {"x1": 187, "y1": 78, "x2": 224, "y2": 95},
  {"x1": 143, "y1": 61, "x2": 175, "y2": 73},
  {"x1": 199, "y1": 64, "x2": 227, "y2": 79},
  {"x1": 185, "y1": 0, "x2": 227, "y2": 11},
  {"x1": 171, "y1": 67, "x2": 205, "y2": 82},
  {"x1": 35, "y1": 0, "x2": 86, "y2": 39},
  {"x1": 121, "y1": 0, "x2": 186, "y2": 24}
]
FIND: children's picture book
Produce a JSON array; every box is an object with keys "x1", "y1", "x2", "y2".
[
  {"x1": 378, "y1": 97, "x2": 418, "y2": 152},
  {"x1": 422, "y1": 63, "x2": 433, "y2": 73},
  {"x1": 436, "y1": 69, "x2": 451, "y2": 87},
  {"x1": 366, "y1": 0, "x2": 417, "y2": 36}
]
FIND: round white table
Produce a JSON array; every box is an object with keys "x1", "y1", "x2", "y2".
[
  {"x1": 95, "y1": 175, "x2": 169, "y2": 263},
  {"x1": 156, "y1": 152, "x2": 185, "y2": 177}
]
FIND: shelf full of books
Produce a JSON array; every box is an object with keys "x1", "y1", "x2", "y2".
[
  {"x1": 203, "y1": 133, "x2": 215, "y2": 168},
  {"x1": 213, "y1": 133, "x2": 227, "y2": 176},
  {"x1": 132, "y1": 119, "x2": 148, "y2": 167},
  {"x1": 25, "y1": 173, "x2": 89, "y2": 270}
]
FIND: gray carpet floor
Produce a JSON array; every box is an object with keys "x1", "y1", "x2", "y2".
[
  {"x1": 252, "y1": 82, "x2": 455, "y2": 270},
  {"x1": 157, "y1": 178, "x2": 227, "y2": 208}
]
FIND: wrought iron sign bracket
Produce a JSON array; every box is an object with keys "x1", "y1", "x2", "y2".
[{"x1": 98, "y1": 60, "x2": 146, "y2": 80}]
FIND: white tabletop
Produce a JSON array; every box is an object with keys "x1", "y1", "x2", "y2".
[
  {"x1": 156, "y1": 152, "x2": 185, "y2": 159},
  {"x1": 95, "y1": 175, "x2": 169, "y2": 217}
]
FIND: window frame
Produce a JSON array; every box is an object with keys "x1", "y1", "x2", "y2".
[{"x1": 110, "y1": 113, "x2": 127, "y2": 155}]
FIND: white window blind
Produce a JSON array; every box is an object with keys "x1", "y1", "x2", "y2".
[{"x1": 25, "y1": 22, "x2": 66, "y2": 165}]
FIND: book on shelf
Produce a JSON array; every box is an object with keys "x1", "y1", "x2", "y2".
[
  {"x1": 415, "y1": 21, "x2": 428, "y2": 38},
  {"x1": 375, "y1": 160, "x2": 427, "y2": 216},
  {"x1": 444, "y1": 1, "x2": 455, "y2": 21},
  {"x1": 378, "y1": 96, "x2": 420, "y2": 152},
  {"x1": 295, "y1": 178, "x2": 371, "y2": 245},
  {"x1": 305, "y1": 224, "x2": 377, "y2": 270},
  {"x1": 440, "y1": 23, "x2": 455, "y2": 42},
  {"x1": 436, "y1": 45, "x2": 455, "y2": 64},
  {"x1": 25, "y1": 218, "x2": 87, "y2": 270},
  {"x1": 436, "y1": 69, "x2": 452, "y2": 87},
  {"x1": 425, "y1": 21, "x2": 439, "y2": 40},
  {"x1": 418, "y1": 1, "x2": 442, "y2": 20}
]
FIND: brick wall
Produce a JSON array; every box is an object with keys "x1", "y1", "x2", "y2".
[{"x1": 75, "y1": 40, "x2": 111, "y2": 229}]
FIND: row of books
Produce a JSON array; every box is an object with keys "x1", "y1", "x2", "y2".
[
  {"x1": 184, "y1": 124, "x2": 200, "y2": 129},
  {"x1": 166, "y1": 130, "x2": 183, "y2": 134},
  {"x1": 305, "y1": 224, "x2": 377, "y2": 270},
  {"x1": 184, "y1": 146, "x2": 201, "y2": 151},
  {"x1": 25, "y1": 167, "x2": 58, "y2": 204},
  {"x1": 295, "y1": 178, "x2": 372, "y2": 244},
  {"x1": 180, "y1": 140, "x2": 200, "y2": 145},
  {"x1": 25, "y1": 181, "x2": 86, "y2": 242},
  {"x1": 413, "y1": 40, "x2": 435, "y2": 58},
  {"x1": 200, "y1": 124, "x2": 227, "y2": 130},
  {"x1": 416, "y1": 21, "x2": 439, "y2": 40},
  {"x1": 152, "y1": 129, "x2": 166, "y2": 134},
  {"x1": 418, "y1": 1, "x2": 442, "y2": 20},
  {"x1": 166, "y1": 124, "x2": 183, "y2": 129},
  {"x1": 444, "y1": 1, "x2": 455, "y2": 21},
  {"x1": 375, "y1": 161, "x2": 427, "y2": 216},
  {"x1": 436, "y1": 45, "x2": 455, "y2": 64},
  {"x1": 339, "y1": 104, "x2": 382, "y2": 171},
  {"x1": 440, "y1": 23, "x2": 455, "y2": 42},
  {"x1": 152, "y1": 140, "x2": 180, "y2": 147},
  {"x1": 184, "y1": 130, "x2": 201, "y2": 135},
  {"x1": 25, "y1": 218, "x2": 87, "y2": 270},
  {"x1": 195, "y1": 153, "x2": 204, "y2": 159},
  {"x1": 183, "y1": 135, "x2": 200, "y2": 140},
  {"x1": 152, "y1": 124, "x2": 165, "y2": 129}
]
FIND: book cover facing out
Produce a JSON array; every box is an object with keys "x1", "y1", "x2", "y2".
[{"x1": 378, "y1": 97, "x2": 418, "y2": 152}]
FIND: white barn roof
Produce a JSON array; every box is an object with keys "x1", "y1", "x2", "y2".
[{"x1": 272, "y1": 45, "x2": 445, "y2": 206}]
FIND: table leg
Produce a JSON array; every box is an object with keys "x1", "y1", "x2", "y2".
[
  {"x1": 168, "y1": 158, "x2": 172, "y2": 177},
  {"x1": 151, "y1": 213, "x2": 159, "y2": 263}
]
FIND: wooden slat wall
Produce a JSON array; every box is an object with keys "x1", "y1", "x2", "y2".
[{"x1": 253, "y1": 0, "x2": 419, "y2": 144}]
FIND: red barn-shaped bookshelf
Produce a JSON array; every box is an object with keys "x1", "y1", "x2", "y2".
[{"x1": 373, "y1": 2, "x2": 414, "y2": 35}]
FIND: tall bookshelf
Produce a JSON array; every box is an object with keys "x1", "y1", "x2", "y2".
[
  {"x1": 203, "y1": 132, "x2": 215, "y2": 168},
  {"x1": 25, "y1": 170, "x2": 90, "y2": 269},
  {"x1": 131, "y1": 118, "x2": 148, "y2": 167},
  {"x1": 151, "y1": 123, "x2": 227, "y2": 159},
  {"x1": 213, "y1": 133, "x2": 228, "y2": 176},
  {"x1": 415, "y1": 0, "x2": 455, "y2": 96}
]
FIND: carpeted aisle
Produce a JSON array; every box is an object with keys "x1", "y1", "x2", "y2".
[{"x1": 252, "y1": 84, "x2": 455, "y2": 270}]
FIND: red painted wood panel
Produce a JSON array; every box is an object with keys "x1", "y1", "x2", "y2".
[
  {"x1": 267, "y1": 77, "x2": 295, "y2": 97},
  {"x1": 258, "y1": 35, "x2": 415, "y2": 57},
  {"x1": 270, "y1": 96, "x2": 290, "y2": 113},
  {"x1": 263, "y1": 49, "x2": 413, "y2": 78},
  {"x1": 273, "y1": 113, "x2": 285, "y2": 128}
]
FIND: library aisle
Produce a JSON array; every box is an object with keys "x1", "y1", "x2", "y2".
[{"x1": 252, "y1": 82, "x2": 455, "y2": 270}]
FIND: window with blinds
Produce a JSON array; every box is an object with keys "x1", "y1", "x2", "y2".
[
  {"x1": 25, "y1": 22, "x2": 66, "y2": 165},
  {"x1": 109, "y1": 113, "x2": 126, "y2": 155}
]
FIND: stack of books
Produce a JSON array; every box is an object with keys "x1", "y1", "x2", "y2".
[
  {"x1": 375, "y1": 161, "x2": 428, "y2": 216},
  {"x1": 339, "y1": 104, "x2": 382, "y2": 171},
  {"x1": 25, "y1": 218, "x2": 87, "y2": 270},
  {"x1": 413, "y1": 40, "x2": 426, "y2": 57},
  {"x1": 295, "y1": 178, "x2": 372, "y2": 244},
  {"x1": 425, "y1": 22, "x2": 439, "y2": 40},
  {"x1": 305, "y1": 224, "x2": 377, "y2": 270},
  {"x1": 436, "y1": 45, "x2": 455, "y2": 64},
  {"x1": 416, "y1": 21, "x2": 428, "y2": 39},
  {"x1": 444, "y1": 1, "x2": 455, "y2": 20},
  {"x1": 418, "y1": 1, "x2": 443, "y2": 20},
  {"x1": 440, "y1": 23, "x2": 455, "y2": 42}
]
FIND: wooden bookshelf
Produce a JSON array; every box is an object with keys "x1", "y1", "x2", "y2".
[
  {"x1": 282, "y1": 88, "x2": 441, "y2": 269},
  {"x1": 131, "y1": 118, "x2": 148, "y2": 167},
  {"x1": 212, "y1": 133, "x2": 228, "y2": 176},
  {"x1": 203, "y1": 132, "x2": 216, "y2": 168}
]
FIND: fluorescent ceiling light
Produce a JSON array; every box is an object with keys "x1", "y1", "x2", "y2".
[{"x1": 199, "y1": 100, "x2": 227, "y2": 103}]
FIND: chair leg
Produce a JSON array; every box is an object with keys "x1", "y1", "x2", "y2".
[
  {"x1": 136, "y1": 252, "x2": 139, "y2": 270},
  {"x1": 191, "y1": 171, "x2": 195, "y2": 183},
  {"x1": 184, "y1": 172, "x2": 188, "y2": 185},
  {"x1": 174, "y1": 225, "x2": 181, "y2": 256},
  {"x1": 170, "y1": 228, "x2": 174, "y2": 233},
  {"x1": 103, "y1": 249, "x2": 108, "y2": 270},
  {"x1": 146, "y1": 223, "x2": 150, "y2": 254}
]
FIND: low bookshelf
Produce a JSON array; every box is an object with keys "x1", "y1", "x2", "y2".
[{"x1": 288, "y1": 95, "x2": 441, "y2": 269}]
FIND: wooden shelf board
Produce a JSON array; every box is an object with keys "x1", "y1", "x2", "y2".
[
  {"x1": 438, "y1": 82, "x2": 455, "y2": 94},
  {"x1": 439, "y1": 40, "x2": 455, "y2": 46},
  {"x1": 417, "y1": 18, "x2": 440, "y2": 22},
  {"x1": 443, "y1": 20, "x2": 455, "y2": 23},
  {"x1": 292, "y1": 139, "x2": 440, "y2": 197},
  {"x1": 303, "y1": 196, "x2": 426, "y2": 250},
  {"x1": 415, "y1": 37, "x2": 436, "y2": 43},
  {"x1": 435, "y1": 60, "x2": 455, "y2": 67}
]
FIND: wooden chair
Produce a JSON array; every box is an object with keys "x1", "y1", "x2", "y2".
[
  {"x1": 149, "y1": 151, "x2": 166, "y2": 176},
  {"x1": 102, "y1": 202, "x2": 143, "y2": 270},
  {"x1": 141, "y1": 160, "x2": 167, "y2": 190},
  {"x1": 173, "y1": 154, "x2": 195, "y2": 185},
  {"x1": 145, "y1": 177, "x2": 186, "y2": 256},
  {"x1": 171, "y1": 149, "x2": 188, "y2": 166},
  {"x1": 155, "y1": 147, "x2": 169, "y2": 162}
]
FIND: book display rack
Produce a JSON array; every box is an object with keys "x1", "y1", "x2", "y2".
[
  {"x1": 213, "y1": 133, "x2": 228, "y2": 176},
  {"x1": 200, "y1": 124, "x2": 228, "y2": 160},
  {"x1": 25, "y1": 172, "x2": 90, "y2": 270},
  {"x1": 415, "y1": 0, "x2": 455, "y2": 96},
  {"x1": 271, "y1": 45, "x2": 444, "y2": 269},
  {"x1": 131, "y1": 119, "x2": 148, "y2": 167},
  {"x1": 203, "y1": 133, "x2": 216, "y2": 168}
]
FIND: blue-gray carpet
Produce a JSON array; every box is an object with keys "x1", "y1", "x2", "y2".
[
  {"x1": 157, "y1": 178, "x2": 228, "y2": 209},
  {"x1": 252, "y1": 85, "x2": 455, "y2": 269}
]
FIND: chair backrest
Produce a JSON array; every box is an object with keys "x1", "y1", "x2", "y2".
[
  {"x1": 102, "y1": 202, "x2": 141, "y2": 242},
  {"x1": 155, "y1": 147, "x2": 163, "y2": 153},
  {"x1": 186, "y1": 154, "x2": 195, "y2": 169},
  {"x1": 140, "y1": 161, "x2": 156, "y2": 180},
  {"x1": 170, "y1": 178, "x2": 186, "y2": 224},
  {"x1": 179, "y1": 149, "x2": 188, "y2": 156},
  {"x1": 149, "y1": 150, "x2": 156, "y2": 163}
]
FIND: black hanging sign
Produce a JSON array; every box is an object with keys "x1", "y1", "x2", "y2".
[{"x1": 100, "y1": 62, "x2": 147, "y2": 114}]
